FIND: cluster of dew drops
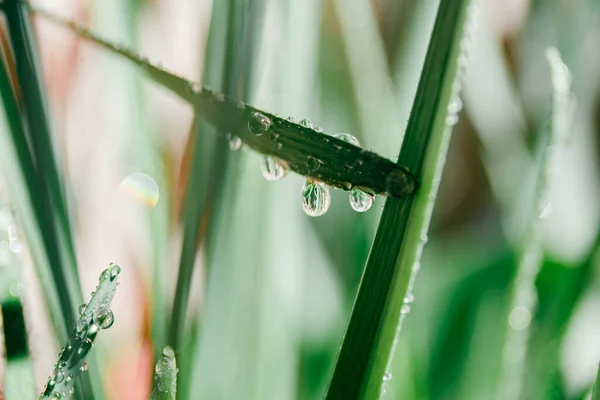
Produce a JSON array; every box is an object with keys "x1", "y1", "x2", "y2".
[{"x1": 227, "y1": 111, "x2": 376, "y2": 217}]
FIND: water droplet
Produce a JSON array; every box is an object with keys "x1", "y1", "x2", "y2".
[
  {"x1": 186, "y1": 82, "x2": 201, "y2": 95},
  {"x1": 448, "y1": 97, "x2": 463, "y2": 114},
  {"x1": 109, "y1": 264, "x2": 121, "y2": 281},
  {"x1": 403, "y1": 293, "x2": 414, "y2": 304},
  {"x1": 163, "y1": 346, "x2": 175, "y2": 358},
  {"x1": 9, "y1": 238, "x2": 22, "y2": 253},
  {"x1": 306, "y1": 156, "x2": 320, "y2": 172},
  {"x1": 99, "y1": 268, "x2": 109, "y2": 281},
  {"x1": 211, "y1": 92, "x2": 225, "y2": 102},
  {"x1": 260, "y1": 157, "x2": 288, "y2": 181},
  {"x1": 315, "y1": 126, "x2": 323, "y2": 133},
  {"x1": 276, "y1": 142, "x2": 283, "y2": 150},
  {"x1": 383, "y1": 372, "x2": 392, "y2": 382},
  {"x1": 286, "y1": 116, "x2": 296, "y2": 123},
  {"x1": 79, "y1": 362, "x2": 88, "y2": 372},
  {"x1": 78, "y1": 304, "x2": 86, "y2": 315},
  {"x1": 248, "y1": 112, "x2": 271, "y2": 135},
  {"x1": 76, "y1": 316, "x2": 89, "y2": 333},
  {"x1": 228, "y1": 135, "x2": 242, "y2": 151},
  {"x1": 401, "y1": 304, "x2": 411, "y2": 315},
  {"x1": 155, "y1": 358, "x2": 170, "y2": 375},
  {"x1": 269, "y1": 132, "x2": 280, "y2": 141},
  {"x1": 509, "y1": 306, "x2": 531, "y2": 330},
  {"x1": 300, "y1": 119, "x2": 313, "y2": 128},
  {"x1": 445, "y1": 113, "x2": 459, "y2": 126},
  {"x1": 301, "y1": 180, "x2": 331, "y2": 217},
  {"x1": 334, "y1": 132, "x2": 360, "y2": 146},
  {"x1": 93, "y1": 309, "x2": 115, "y2": 329},
  {"x1": 385, "y1": 168, "x2": 416, "y2": 197},
  {"x1": 53, "y1": 370, "x2": 65, "y2": 384},
  {"x1": 349, "y1": 188, "x2": 374, "y2": 212},
  {"x1": 120, "y1": 172, "x2": 160, "y2": 208}
]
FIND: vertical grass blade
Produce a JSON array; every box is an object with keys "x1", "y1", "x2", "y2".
[
  {"x1": 497, "y1": 47, "x2": 574, "y2": 400},
  {"x1": 325, "y1": 0, "x2": 474, "y2": 398},
  {"x1": 593, "y1": 362, "x2": 600, "y2": 400},
  {"x1": 150, "y1": 346, "x2": 178, "y2": 400},
  {"x1": 3, "y1": 0, "x2": 78, "y2": 281}
]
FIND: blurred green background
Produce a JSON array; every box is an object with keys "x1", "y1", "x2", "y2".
[{"x1": 1, "y1": 0, "x2": 600, "y2": 399}]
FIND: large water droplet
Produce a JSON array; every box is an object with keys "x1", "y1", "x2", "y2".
[
  {"x1": 120, "y1": 172, "x2": 160, "y2": 208},
  {"x1": 260, "y1": 157, "x2": 288, "y2": 181},
  {"x1": 109, "y1": 263, "x2": 121, "y2": 281},
  {"x1": 301, "y1": 180, "x2": 331, "y2": 217},
  {"x1": 334, "y1": 132, "x2": 360, "y2": 146},
  {"x1": 385, "y1": 168, "x2": 416, "y2": 197},
  {"x1": 76, "y1": 316, "x2": 89, "y2": 333},
  {"x1": 93, "y1": 309, "x2": 115, "y2": 329},
  {"x1": 163, "y1": 346, "x2": 175, "y2": 358},
  {"x1": 349, "y1": 188, "x2": 374, "y2": 212},
  {"x1": 248, "y1": 112, "x2": 271, "y2": 136}
]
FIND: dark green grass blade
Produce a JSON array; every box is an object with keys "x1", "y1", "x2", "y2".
[
  {"x1": 3, "y1": 0, "x2": 78, "y2": 280},
  {"x1": 29, "y1": 5, "x2": 416, "y2": 199},
  {"x1": 325, "y1": 0, "x2": 473, "y2": 398}
]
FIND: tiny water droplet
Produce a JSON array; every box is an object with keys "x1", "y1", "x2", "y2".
[
  {"x1": 306, "y1": 156, "x2": 320, "y2": 172},
  {"x1": 269, "y1": 132, "x2": 280, "y2": 141},
  {"x1": 276, "y1": 142, "x2": 283, "y2": 150},
  {"x1": 186, "y1": 82, "x2": 201, "y2": 95},
  {"x1": 383, "y1": 373, "x2": 392, "y2": 382},
  {"x1": 260, "y1": 157, "x2": 288, "y2": 182},
  {"x1": 109, "y1": 264, "x2": 121, "y2": 281},
  {"x1": 401, "y1": 304, "x2": 411, "y2": 315},
  {"x1": 301, "y1": 180, "x2": 331, "y2": 217},
  {"x1": 385, "y1": 168, "x2": 416, "y2": 197},
  {"x1": 448, "y1": 97, "x2": 463, "y2": 114},
  {"x1": 236, "y1": 101, "x2": 246, "y2": 110},
  {"x1": 93, "y1": 309, "x2": 115, "y2": 329},
  {"x1": 79, "y1": 362, "x2": 88, "y2": 372},
  {"x1": 211, "y1": 92, "x2": 225, "y2": 102},
  {"x1": 287, "y1": 116, "x2": 296, "y2": 123},
  {"x1": 53, "y1": 370, "x2": 65, "y2": 384},
  {"x1": 248, "y1": 112, "x2": 271, "y2": 135},
  {"x1": 445, "y1": 113, "x2": 459, "y2": 126},
  {"x1": 334, "y1": 132, "x2": 360, "y2": 146},
  {"x1": 66, "y1": 375, "x2": 72, "y2": 383},
  {"x1": 403, "y1": 293, "x2": 414, "y2": 304},
  {"x1": 300, "y1": 119, "x2": 313, "y2": 128},
  {"x1": 228, "y1": 135, "x2": 242, "y2": 151},
  {"x1": 315, "y1": 126, "x2": 323, "y2": 133},
  {"x1": 349, "y1": 188, "x2": 374, "y2": 212},
  {"x1": 99, "y1": 268, "x2": 110, "y2": 281},
  {"x1": 78, "y1": 304, "x2": 86, "y2": 315}
]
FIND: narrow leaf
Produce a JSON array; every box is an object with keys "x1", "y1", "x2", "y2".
[
  {"x1": 29, "y1": 5, "x2": 416, "y2": 199},
  {"x1": 326, "y1": 0, "x2": 475, "y2": 398},
  {"x1": 150, "y1": 346, "x2": 178, "y2": 400}
]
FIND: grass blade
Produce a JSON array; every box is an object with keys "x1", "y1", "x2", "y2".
[
  {"x1": 325, "y1": 0, "x2": 474, "y2": 398},
  {"x1": 39, "y1": 263, "x2": 122, "y2": 399},
  {"x1": 593, "y1": 362, "x2": 600, "y2": 400},
  {"x1": 497, "y1": 47, "x2": 574, "y2": 400},
  {"x1": 29, "y1": 6, "x2": 416, "y2": 199},
  {"x1": 150, "y1": 346, "x2": 178, "y2": 400}
]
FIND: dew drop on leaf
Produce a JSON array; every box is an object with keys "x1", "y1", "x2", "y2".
[
  {"x1": 93, "y1": 309, "x2": 115, "y2": 329},
  {"x1": 260, "y1": 157, "x2": 288, "y2": 182},
  {"x1": 228, "y1": 135, "x2": 242, "y2": 151},
  {"x1": 300, "y1": 119, "x2": 313, "y2": 128},
  {"x1": 349, "y1": 188, "x2": 374, "y2": 212},
  {"x1": 248, "y1": 112, "x2": 271, "y2": 136},
  {"x1": 120, "y1": 172, "x2": 160, "y2": 208},
  {"x1": 385, "y1": 168, "x2": 416, "y2": 197},
  {"x1": 383, "y1": 373, "x2": 392, "y2": 382},
  {"x1": 301, "y1": 180, "x2": 331, "y2": 217},
  {"x1": 334, "y1": 132, "x2": 360, "y2": 146},
  {"x1": 305, "y1": 156, "x2": 320, "y2": 172}
]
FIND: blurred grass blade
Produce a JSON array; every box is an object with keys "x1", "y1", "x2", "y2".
[
  {"x1": 497, "y1": 47, "x2": 574, "y2": 400},
  {"x1": 150, "y1": 346, "x2": 178, "y2": 400},
  {"x1": 593, "y1": 363, "x2": 600, "y2": 400},
  {"x1": 2, "y1": 299, "x2": 36, "y2": 399},
  {"x1": 30, "y1": 5, "x2": 416, "y2": 199},
  {"x1": 326, "y1": 0, "x2": 474, "y2": 398},
  {"x1": 3, "y1": 0, "x2": 78, "y2": 280},
  {"x1": 40, "y1": 263, "x2": 122, "y2": 400}
]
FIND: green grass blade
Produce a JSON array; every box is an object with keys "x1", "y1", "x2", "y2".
[
  {"x1": 593, "y1": 362, "x2": 600, "y2": 400},
  {"x1": 39, "y1": 263, "x2": 122, "y2": 400},
  {"x1": 150, "y1": 346, "x2": 178, "y2": 400},
  {"x1": 497, "y1": 47, "x2": 574, "y2": 400},
  {"x1": 325, "y1": 0, "x2": 474, "y2": 398},
  {"x1": 30, "y1": 5, "x2": 416, "y2": 199},
  {"x1": 3, "y1": 0, "x2": 78, "y2": 281},
  {"x1": 2, "y1": 299, "x2": 36, "y2": 400}
]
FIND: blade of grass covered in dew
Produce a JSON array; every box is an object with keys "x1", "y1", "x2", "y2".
[
  {"x1": 0, "y1": 203, "x2": 35, "y2": 400},
  {"x1": 497, "y1": 48, "x2": 574, "y2": 400},
  {"x1": 325, "y1": 0, "x2": 475, "y2": 398},
  {"x1": 28, "y1": 5, "x2": 417, "y2": 200},
  {"x1": 150, "y1": 346, "x2": 178, "y2": 400},
  {"x1": 331, "y1": 0, "x2": 401, "y2": 157},
  {"x1": 3, "y1": 0, "x2": 79, "y2": 283},
  {"x1": 39, "y1": 263, "x2": 121, "y2": 400}
]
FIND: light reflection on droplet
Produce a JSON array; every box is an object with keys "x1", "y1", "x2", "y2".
[{"x1": 120, "y1": 173, "x2": 160, "y2": 208}]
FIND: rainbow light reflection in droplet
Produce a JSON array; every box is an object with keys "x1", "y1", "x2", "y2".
[{"x1": 120, "y1": 172, "x2": 160, "y2": 208}]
